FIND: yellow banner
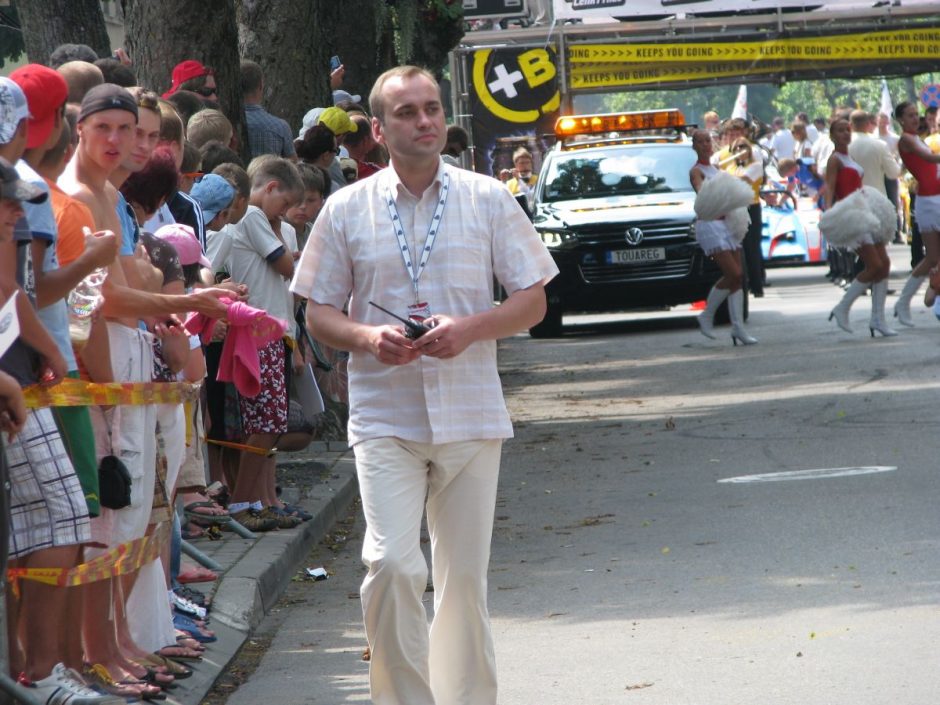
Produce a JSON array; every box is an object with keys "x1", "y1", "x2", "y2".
[
  {"x1": 24, "y1": 377, "x2": 202, "y2": 409},
  {"x1": 568, "y1": 28, "x2": 940, "y2": 65},
  {"x1": 570, "y1": 61, "x2": 809, "y2": 89},
  {"x1": 7, "y1": 523, "x2": 169, "y2": 596}
]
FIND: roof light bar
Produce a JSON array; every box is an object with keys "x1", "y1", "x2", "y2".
[{"x1": 555, "y1": 110, "x2": 686, "y2": 138}]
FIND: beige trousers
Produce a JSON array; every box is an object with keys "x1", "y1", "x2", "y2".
[{"x1": 354, "y1": 437, "x2": 503, "y2": 705}]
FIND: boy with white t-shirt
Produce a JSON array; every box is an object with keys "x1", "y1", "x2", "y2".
[{"x1": 224, "y1": 156, "x2": 303, "y2": 529}]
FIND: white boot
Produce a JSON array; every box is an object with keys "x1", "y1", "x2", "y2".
[
  {"x1": 829, "y1": 279, "x2": 868, "y2": 333},
  {"x1": 728, "y1": 289, "x2": 757, "y2": 345},
  {"x1": 697, "y1": 285, "x2": 730, "y2": 340},
  {"x1": 869, "y1": 279, "x2": 898, "y2": 337},
  {"x1": 893, "y1": 274, "x2": 926, "y2": 327}
]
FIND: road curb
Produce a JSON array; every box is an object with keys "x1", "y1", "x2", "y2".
[{"x1": 168, "y1": 451, "x2": 358, "y2": 705}]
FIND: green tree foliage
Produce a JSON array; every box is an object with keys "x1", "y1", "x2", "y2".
[
  {"x1": 771, "y1": 76, "x2": 924, "y2": 121},
  {"x1": 579, "y1": 73, "x2": 933, "y2": 127},
  {"x1": 584, "y1": 83, "x2": 780, "y2": 127},
  {"x1": 0, "y1": 2, "x2": 25, "y2": 68}
]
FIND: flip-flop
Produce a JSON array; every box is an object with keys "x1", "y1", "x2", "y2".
[
  {"x1": 184, "y1": 501, "x2": 231, "y2": 524},
  {"x1": 140, "y1": 654, "x2": 193, "y2": 679},
  {"x1": 159, "y1": 644, "x2": 203, "y2": 662},
  {"x1": 174, "y1": 613, "x2": 217, "y2": 643}
]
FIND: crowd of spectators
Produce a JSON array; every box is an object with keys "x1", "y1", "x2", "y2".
[{"x1": 0, "y1": 42, "x2": 393, "y2": 704}]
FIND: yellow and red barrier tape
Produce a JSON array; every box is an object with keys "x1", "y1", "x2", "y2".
[
  {"x1": 206, "y1": 438, "x2": 276, "y2": 457},
  {"x1": 6, "y1": 522, "x2": 170, "y2": 597},
  {"x1": 23, "y1": 377, "x2": 202, "y2": 408}
]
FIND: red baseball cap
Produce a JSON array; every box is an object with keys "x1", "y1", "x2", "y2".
[
  {"x1": 163, "y1": 60, "x2": 213, "y2": 98},
  {"x1": 9, "y1": 64, "x2": 68, "y2": 150}
]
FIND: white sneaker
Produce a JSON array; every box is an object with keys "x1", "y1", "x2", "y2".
[
  {"x1": 29, "y1": 663, "x2": 125, "y2": 705},
  {"x1": 170, "y1": 589, "x2": 207, "y2": 619}
]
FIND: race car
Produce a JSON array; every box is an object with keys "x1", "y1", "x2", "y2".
[{"x1": 760, "y1": 188, "x2": 826, "y2": 265}]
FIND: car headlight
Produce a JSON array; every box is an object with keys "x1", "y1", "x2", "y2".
[{"x1": 539, "y1": 230, "x2": 576, "y2": 248}]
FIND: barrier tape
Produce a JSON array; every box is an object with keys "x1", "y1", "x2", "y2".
[
  {"x1": 23, "y1": 378, "x2": 202, "y2": 409},
  {"x1": 6, "y1": 522, "x2": 170, "y2": 597},
  {"x1": 206, "y1": 438, "x2": 276, "y2": 457}
]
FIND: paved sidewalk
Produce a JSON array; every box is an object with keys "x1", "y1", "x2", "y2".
[{"x1": 165, "y1": 442, "x2": 358, "y2": 705}]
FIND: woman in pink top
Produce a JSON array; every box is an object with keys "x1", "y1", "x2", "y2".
[
  {"x1": 826, "y1": 117, "x2": 896, "y2": 336},
  {"x1": 893, "y1": 101, "x2": 940, "y2": 325}
]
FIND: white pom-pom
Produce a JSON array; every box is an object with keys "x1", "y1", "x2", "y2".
[
  {"x1": 859, "y1": 186, "x2": 897, "y2": 244},
  {"x1": 725, "y1": 207, "x2": 751, "y2": 242},
  {"x1": 819, "y1": 190, "x2": 879, "y2": 247},
  {"x1": 695, "y1": 171, "x2": 755, "y2": 220}
]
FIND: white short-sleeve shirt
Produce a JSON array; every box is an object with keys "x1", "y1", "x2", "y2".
[
  {"x1": 228, "y1": 205, "x2": 294, "y2": 332},
  {"x1": 290, "y1": 159, "x2": 558, "y2": 446}
]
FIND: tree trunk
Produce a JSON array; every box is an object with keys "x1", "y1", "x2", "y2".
[
  {"x1": 407, "y1": 1, "x2": 465, "y2": 80},
  {"x1": 15, "y1": 0, "x2": 110, "y2": 65},
  {"x1": 121, "y1": 0, "x2": 246, "y2": 159},
  {"x1": 330, "y1": 0, "x2": 396, "y2": 109},
  {"x1": 235, "y1": 0, "x2": 338, "y2": 135}
]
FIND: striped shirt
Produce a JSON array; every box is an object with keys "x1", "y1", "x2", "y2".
[{"x1": 290, "y1": 159, "x2": 558, "y2": 446}]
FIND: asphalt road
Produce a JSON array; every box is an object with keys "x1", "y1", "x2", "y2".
[{"x1": 224, "y1": 245, "x2": 940, "y2": 705}]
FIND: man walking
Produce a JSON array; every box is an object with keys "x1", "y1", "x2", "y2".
[{"x1": 291, "y1": 66, "x2": 557, "y2": 705}]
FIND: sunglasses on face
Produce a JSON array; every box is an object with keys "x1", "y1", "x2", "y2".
[{"x1": 194, "y1": 87, "x2": 217, "y2": 97}]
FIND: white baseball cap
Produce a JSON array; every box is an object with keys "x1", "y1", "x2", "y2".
[{"x1": 0, "y1": 77, "x2": 30, "y2": 146}]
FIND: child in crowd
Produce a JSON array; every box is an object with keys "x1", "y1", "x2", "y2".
[
  {"x1": 224, "y1": 156, "x2": 304, "y2": 530},
  {"x1": 283, "y1": 162, "x2": 326, "y2": 254},
  {"x1": 201, "y1": 163, "x2": 250, "y2": 489}
]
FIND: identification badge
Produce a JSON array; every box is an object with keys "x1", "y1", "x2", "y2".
[{"x1": 407, "y1": 301, "x2": 431, "y2": 323}]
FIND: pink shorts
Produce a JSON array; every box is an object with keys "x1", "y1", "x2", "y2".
[{"x1": 238, "y1": 339, "x2": 288, "y2": 436}]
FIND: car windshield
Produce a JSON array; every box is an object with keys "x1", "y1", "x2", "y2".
[{"x1": 540, "y1": 144, "x2": 696, "y2": 203}]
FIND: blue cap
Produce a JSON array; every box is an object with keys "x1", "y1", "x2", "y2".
[{"x1": 190, "y1": 173, "x2": 236, "y2": 225}]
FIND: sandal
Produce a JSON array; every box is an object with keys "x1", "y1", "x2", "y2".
[
  {"x1": 84, "y1": 663, "x2": 166, "y2": 701},
  {"x1": 141, "y1": 654, "x2": 193, "y2": 679},
  {"x1": 142, "y1": 668, "x2": 176, "y2": 689},
  {"x1": 184, "y1": 500, "x2": 231, "y2": 524},
  {"x1": 156, "y1": 645, "x2": 203, "y2": 662},
  {"x1": 174, "y1": 614, "x2": 216, "y2": 643}
]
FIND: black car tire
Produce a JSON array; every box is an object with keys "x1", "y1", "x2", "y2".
[{"x1": 529, "y1": 299, "x2": 563, "y2": 338}]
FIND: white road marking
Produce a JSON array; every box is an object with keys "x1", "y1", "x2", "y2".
[{"x1": 718, "y1": 466, "x2": 897, "y2": 484}]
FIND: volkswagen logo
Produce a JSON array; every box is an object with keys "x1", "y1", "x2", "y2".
[{"x1": 624, "y1": 227, "x2": 644, "y2": 246}]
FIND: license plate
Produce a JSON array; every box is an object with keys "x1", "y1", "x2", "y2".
[{"x1": 606, "y1": 247, "x2": 666, "y2": 264}]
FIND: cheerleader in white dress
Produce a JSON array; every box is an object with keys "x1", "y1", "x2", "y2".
[
  {"x1": 689, "y1": 129, "x2": 757, "y2": 345},
  {"x1": 822, "y1": 117, "x2": 897, "y2": 336}
]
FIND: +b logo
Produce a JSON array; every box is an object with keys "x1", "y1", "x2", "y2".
[{"x1": 472, "y1": 48, "x2": 560, "y2": 124}]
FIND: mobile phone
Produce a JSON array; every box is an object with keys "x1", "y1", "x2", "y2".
[
  {"x1": 368, "y1": 301, "x2": 432, "y2": 340},
  {"x1": 329, "y1": 55, "x2": 342, "y2": 72}
]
